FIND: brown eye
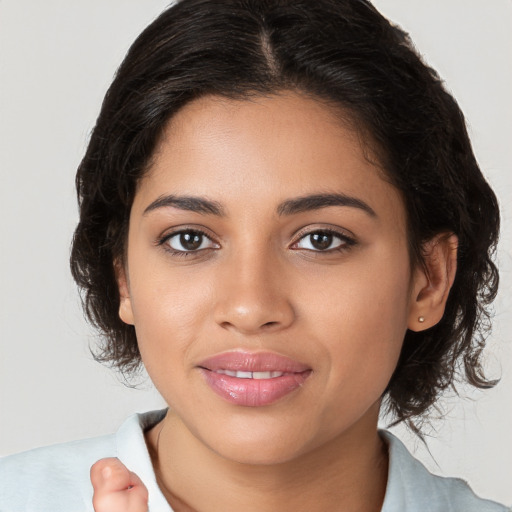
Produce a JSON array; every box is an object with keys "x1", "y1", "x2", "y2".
[
  {"x1": 295, "y1": 230, "x2": 350, "y2": 252},
  {"x1": 180, "y1": 232, "x2": 203, "y2": 250},
  {"x1": 310, "y1": 232, "x2": 334, "y2": 250},
  {"x1": 166, "y1": 230, "x2": 217, "y2": 252}
]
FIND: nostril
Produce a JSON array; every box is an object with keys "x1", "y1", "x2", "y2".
[
  {"x1": 218, "y1": 319, "x2": 282, "y2": 333},
  {"x1": 214, "y1": 298, "x2": 295, "y2": 334}
]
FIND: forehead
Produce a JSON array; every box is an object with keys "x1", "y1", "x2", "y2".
[{"x1": 135, "y1": 92, "x2": 403, "y2": 224}]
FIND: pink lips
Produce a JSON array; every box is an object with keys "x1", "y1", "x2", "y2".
[{"x1": 198, "y1": 351, "x2": 311, "y2": 407}]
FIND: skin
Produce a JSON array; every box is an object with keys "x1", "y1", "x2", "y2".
[
  {"x1": 93, "y1": 92, "x2": 457, "y2": 512},
  {"x1": 91, "y1": 458, "x2": 148, "y2": 512}
]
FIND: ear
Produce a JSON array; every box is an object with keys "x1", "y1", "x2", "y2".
[
  {"x1": 408, "y1": 233, "x2": 458, "y2": 332},
  {"x1": 114, "y1": 259, "x2": 135, "y2": 326}
]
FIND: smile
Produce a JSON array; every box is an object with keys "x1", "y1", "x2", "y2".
[
  {"x1": 212, "y1": 370, "x2": 286, "y2": 379},
  {"x1": 198, "y1": 351, "x2": 312, "y2": 407}
]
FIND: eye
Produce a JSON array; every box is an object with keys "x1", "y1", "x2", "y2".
[
  {"x1": 163, "y1": 229, "x2": 218, "y2": 253},
  {"x1": 293, "y1": 230, "x2": 354, "y2": 252}
]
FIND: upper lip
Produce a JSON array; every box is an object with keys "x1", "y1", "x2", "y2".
[{"x1": 198, "y1": 350, "x2": 310, "y2": 373}]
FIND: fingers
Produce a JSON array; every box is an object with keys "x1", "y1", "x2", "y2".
[
  {"x1": 91, "y1": 458, "x2": 149, "y2": 512},
  {"x1": 91, "y1": 458, "x2": 131, "y2": 493}
]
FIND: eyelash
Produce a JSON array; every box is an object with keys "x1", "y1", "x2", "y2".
[
  {"x1": 291, "y1": 227, "x2": 356, "y2": 254},
  {"x1": 157, "y1": 227, "x2": 356, "y2": 257},
  {"x1": 157, "y1": 228, "x2": 217, "y2": 258}
]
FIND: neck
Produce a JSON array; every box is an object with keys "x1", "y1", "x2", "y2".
[{"x1": 146, "y1": 407, "x2": 388, "y2": 512}]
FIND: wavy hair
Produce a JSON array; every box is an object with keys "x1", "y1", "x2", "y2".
[{"x1": 70, "y1": 0, "x2": 500, "y2": 429}]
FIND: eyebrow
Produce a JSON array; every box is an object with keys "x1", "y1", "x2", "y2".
[
  {"x1": 143, "y1": 192, "x2": 376, "y2": 218},
  {"x1": 277, "y1": 193, "x2": 376, "y2": 218},
  {"x1": 143, "y1": 195, "x2": 225, "y2": 216}
]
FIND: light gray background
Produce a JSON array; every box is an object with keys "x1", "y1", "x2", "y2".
[{"x1": 1, "y1": 0, "x2": 511, "y2": 505}]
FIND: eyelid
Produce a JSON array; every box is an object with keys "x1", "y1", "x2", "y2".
[
  {"x1": 290, "y1": 225, "x2": 356, "y2": 251},
  {"x1": 157, "y1": 225, "x2": 220, "y2": 253},
  {"x1": 155, "y1": 224, "x2": 356, "y2": 255}
]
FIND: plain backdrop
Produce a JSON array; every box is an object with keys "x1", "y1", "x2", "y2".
[{"x1": 1, "y1": 0, "x2": 511, "y2": 506}]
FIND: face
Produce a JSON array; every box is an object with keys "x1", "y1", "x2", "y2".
[{"x1": 119, "y1": 92, "x2": 421, "y2": 464}]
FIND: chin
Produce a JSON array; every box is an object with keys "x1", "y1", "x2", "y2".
[{"x1": 201, "y1": 422, "x2": 317, "y2": 466}]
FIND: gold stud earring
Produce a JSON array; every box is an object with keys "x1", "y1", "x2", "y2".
[{"x1": 418, "y1": 316, "x2": 425, "y2": 323}]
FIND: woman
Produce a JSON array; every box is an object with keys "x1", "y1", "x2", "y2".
[{"x1": 0, "y1": 1, "x2": 509, "y2": 510}]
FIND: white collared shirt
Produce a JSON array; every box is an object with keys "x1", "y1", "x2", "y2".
[{"x1": 0, "y1": 409, "x2": 508, "y2": 511}]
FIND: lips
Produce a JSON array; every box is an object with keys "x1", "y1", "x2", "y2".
[
  {"x1": 198, "y1": 351, "x2": 312, "y2": 407},
  {"x1": 213, "y1": 369, "x2": 286, "y2": 379}
]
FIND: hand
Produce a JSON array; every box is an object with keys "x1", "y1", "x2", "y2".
[{"x1": 91, "y1": 457, "x2": 149, "y2": 512}]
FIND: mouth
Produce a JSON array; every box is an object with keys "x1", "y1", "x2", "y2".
[
  {"x1": 211, "y1": 370, "x2": 289, "y2": 379},
  {"x1": 198, "y1": 351, "x2": 312, "y2": 407}
]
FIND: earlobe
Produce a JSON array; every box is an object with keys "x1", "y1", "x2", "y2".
[
  {"x1": 115, "y1": 259, "x2": 135, "y2": 326},
  {"x1": 119, "y1": 296, "x2": 135, "y2": 326},
  {"x1": 408, "y1": 233, "x2": 458, "y2": 332}
]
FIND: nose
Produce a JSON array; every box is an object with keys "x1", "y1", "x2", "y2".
[{"x1": 213, "y1": 250, "x2": 295, "y2": 335}]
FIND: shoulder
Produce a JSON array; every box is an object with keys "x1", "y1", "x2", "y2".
[
  {"x1": 0, "y1": 410, "x2": 167, "y2": 512},
  {"x1": 380, "y1": 430, "x2": 510, "y2": 512},
  {"x1": 0, "y1": 432, "x2": 115, "y2": 512}
]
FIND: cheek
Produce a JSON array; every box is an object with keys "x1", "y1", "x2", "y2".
[
  {"x1": 128, "y1": 265, "x2": 215, "y2": 375},
  {"x1": 304, "y1": 250, "x2": 412, "y2": 384},
  {"x1": 298, "y1": 266, "x2": 410, "y2": 435},
  {"x1": 304, "y1": 244, "x2": 411, "y2": 328}
]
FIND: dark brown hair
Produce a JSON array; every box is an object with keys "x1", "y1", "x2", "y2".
[{"x1": 70, "y1": 0, "x2": 499, "y2": 429}]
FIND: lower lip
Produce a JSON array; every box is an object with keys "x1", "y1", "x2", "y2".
[{"x1": 200, "y1": 369, "x2": 311, "y2": 407}]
